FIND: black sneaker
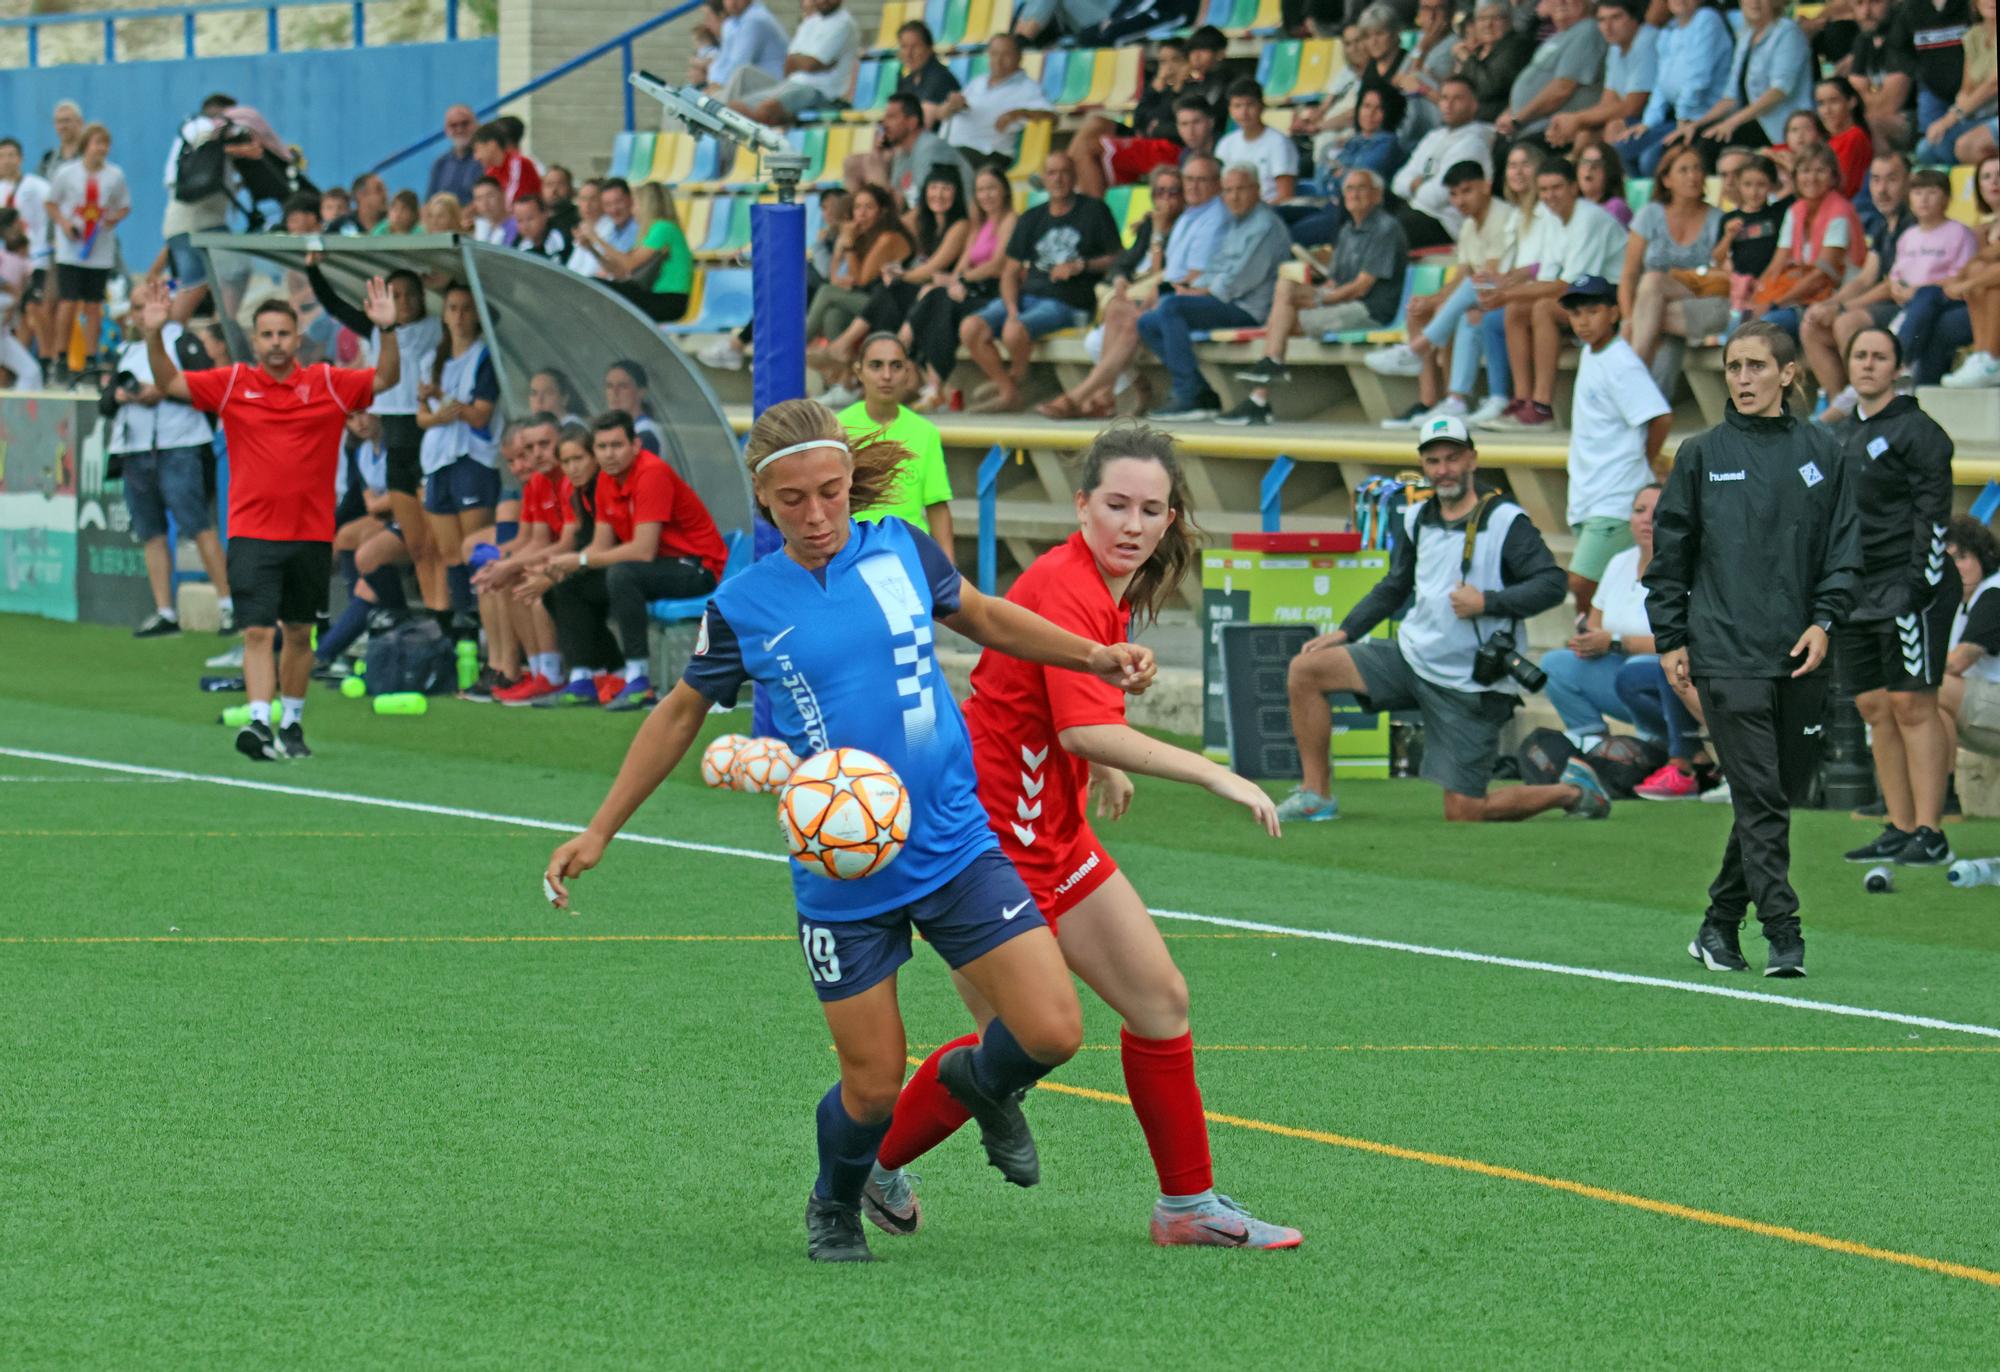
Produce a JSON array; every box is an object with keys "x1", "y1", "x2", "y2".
[
  {"x1": 1149, "y1": 394, "x2": 1221, "y2": 422},
  {"x1": 276, "y1": 722, "x2": 312, "y2": 759},
  {"x1": 804, "y1": 1194, "x2": 874, "y2": 1263},
  {"x1": 1764, "y1": 928, "x2": 1806, "y2": 979},
  {"x1": 1897, "y1": 827, "x2": 1954, "y2": 867},
  {"x1": 134, "y1": 612, "x2": 181, "y2": 638},
  {"x1": 1844, "y1": 826, "x2": 1914, "y2": 863},
  {"x1": 461, "y1": 665, "x2": 511, "y2": 703},
  {"x1": 1688, "y1": 918, "x2": 1749, "y2": 972},
  {"x1": 1214, "y1": 395, "x2": 1273, "y2": 426},
  {"x1": 936, "y1": 1045, "x2": 1041, "y2": 1187},
  {"x1": 1234, "y1": 357, "x2": 1289, "y2": 385},
  {"x1": 235, "y1": 720, "x2": 278, "y2": 762},
  {"x1": 1851, "y1": 796, "x2": 1887, "y2": 819}
]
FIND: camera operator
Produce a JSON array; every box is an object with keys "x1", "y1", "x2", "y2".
[
  {"x1": 156, "y1": 93, "x2": 258, "y2": 323},
  {"x1": 101, "y1": 319, "x2": 233, "y2": 637},
  {"x1": 1278, "y1": 416, "x2": 1613, "y2": 824}
]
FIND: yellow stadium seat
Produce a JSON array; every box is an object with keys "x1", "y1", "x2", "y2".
[
  {"x1": 874, "y1": 0, "x2": 906, "y2": 49},
  {"x1": 1082, "y1": 48, "x2": 1120, "y2": 106},
  {"x1": 650, "y1": 132, "x2": 696, "y2": 183},
  {"x1": 1011, "y1": 113, "x2": 1053, "y2": 178},
  {"x1": 1125, "y1": 184, "x2": 1152, "y2": 230},
  {"x1": 1105, "y1": 47, "x2": 1145, "y2": 109},
  {"x1": 1264, "y1": 106, "x2": 1297, "y2": 133},
  {"x1": 1949, "y1": 164, "x2": 1983, "y2": 228},
  {"x1": 988, "y1": 0, "x2": 1015, "y2": 36},
  {"x1": 1250, "y1": 0, "x2": 1282, "y2": 29},
  {"x1": 680, "y1": 195, "x2": 714, "y2": 248},
  {"x1": 964, "y1": 0, "x2": 995, "y2": 42},
  {"x1": 1295, "y1": 39, "x2": 1337, "y2": 96},
  {"x1": 1021, "y1": 48, "x2": 1045, "y2": 81},
  {"x1": 726, "y1": 139, "x2": 762, "y2": 185}
]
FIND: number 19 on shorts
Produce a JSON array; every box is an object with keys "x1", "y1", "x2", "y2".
[{"x1": 801, "y1": 925, "x2": 842, "y2": 984}]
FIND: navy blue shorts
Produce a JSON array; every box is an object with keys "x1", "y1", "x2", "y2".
[
  {"x1": 422, "y1": 456, "x2": 501, "y2": 515},
  {"x1": 797, "y1": 848, "x2": 1047, "y2": 1002}
]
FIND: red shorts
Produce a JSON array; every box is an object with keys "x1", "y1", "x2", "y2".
[
  {"x1": 1005, "y1": 823, "x2": 1119, "y2": 930},
  {"x1": 1105, "y1": 137, "x2": 1182, "y2": 187}
]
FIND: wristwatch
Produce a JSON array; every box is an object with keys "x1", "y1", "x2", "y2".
[{"x1": 579, "y1": 550, "x2": 590, "y2": 569}]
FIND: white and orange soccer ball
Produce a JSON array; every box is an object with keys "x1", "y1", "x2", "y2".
[
  {"x1": 777, "y1": 747, "x2": 912, "y2": 880},
  {"x1": 728, "y1": 737, "x2": 800, "y2": 793},
  {"x1": 700, "y1": 734, "x2": 750, "y2": 789}
]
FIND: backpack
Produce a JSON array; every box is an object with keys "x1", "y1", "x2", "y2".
[
  {"x1": 1586, "y1": 735, "x2": 1669, "y2": 800},
  {"x1": 1516, "y1": 728, "x2": 1577, "y2": 786},
  {"x1": 174, "y1": 123, "x2": 229, "y2": 204},
  {"x1": 362, "y1": 616, "x2": 456, "y2": 696}
]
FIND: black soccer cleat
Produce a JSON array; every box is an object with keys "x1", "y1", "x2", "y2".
[
  {"x1": 936, "y1": 1046, "x2": 1041, "y2": 1187},
  {"x1": 133, "y1": 612, "x2": 181, "y2": 638},
  {"x1": 805, "y1": 1194, "x2": 875, "y2": 1263},
  {"x1": 234, "y1": 720, "x2": 278, "y2": 762},
  {"x1": 1844, "y1": 826, "x2": 1913, "y2": 863},
  {"x1": 1688, "y1": 918, "x2": 1749, "y2": 972},
  {"x1": 1764, "y1": 928, "x2": 1807, "y2": 979},
  {"x1": 1896, "y1": 827, "x2": 1954, "y2": 868},
  {"x1": 276, "y1": 723, "x2": 312, "y2": 760}
]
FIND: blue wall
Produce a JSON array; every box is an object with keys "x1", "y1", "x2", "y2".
[{"x1": 0, "y1": 38, "x2": 495, "y2": 271}]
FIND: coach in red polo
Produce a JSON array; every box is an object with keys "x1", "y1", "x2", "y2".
[{"x1": 135, "y1": 276, "x2": 401, "y2": 763}]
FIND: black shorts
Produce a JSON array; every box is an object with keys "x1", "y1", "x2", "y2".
[
  {"x1": 381, "y1": 415, "x2": 422, "y2": 495},
  {"x1": 25, "y1": 267, "x2": 47, "y2": 304},
  {"x1": 55, "y1": 263, "x2": 109, "y2": 303},
  {"x1": 227, "y1": 537, "x2": 334, "y2": 629},
  {"x1": 1837, "y1": 584, "x2": 1958, "y2": 694}
]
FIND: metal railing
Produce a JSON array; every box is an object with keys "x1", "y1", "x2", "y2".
[
  {"x1": 366, "y1": 0, "x2": 703, "y2": 179},
  {"x1": 0, "y1": 0, "x2": 467, "y2": 68}
]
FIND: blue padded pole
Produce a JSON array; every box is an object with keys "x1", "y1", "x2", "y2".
[
  {"x1": 1259, "y1": 455, "x2": 1295, "y2": 532},
  {"x1": 749, "y1": 198, "x2": 806, "y2": 738},
  {"x1": 976, "y1": 443, "x2": 1006, "y2": 595}
]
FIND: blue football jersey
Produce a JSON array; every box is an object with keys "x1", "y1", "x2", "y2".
[{"x1": 682, "y1": 518, "x2": 998, "y2": 920}]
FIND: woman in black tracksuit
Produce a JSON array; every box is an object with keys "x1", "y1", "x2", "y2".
[{"x1": 1644, "y1": 322, "x2": 1863, "y2": 980}]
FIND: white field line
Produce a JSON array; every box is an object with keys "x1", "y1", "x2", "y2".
[{"x1": 7, "y1": 744, "x2": 2000, "y2": 1042}]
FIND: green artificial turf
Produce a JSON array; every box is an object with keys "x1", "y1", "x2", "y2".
[{"x1": 3, "y1": 616, "x2": 1998, "y2": 1369}]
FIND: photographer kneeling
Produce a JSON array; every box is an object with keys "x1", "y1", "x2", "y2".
[{"x1": 1278, "y1": 417, "x2": 1613, "y2": 824}]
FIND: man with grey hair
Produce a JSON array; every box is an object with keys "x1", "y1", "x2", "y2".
[
  {"x1": 39, "y1": 100, "x2": 85, "y2": 178},
  {"x1": 1494, "y1": 0, "x2": 1607, "y2": 140},
  {"x1": 1142, "y1": 164, "x2": 1293, "y2": 421},
  {"x1": 427, "y1": 104, "x2": 483, "y2": 204},
  {"x1": 1222, "y1": 168, "x2": 1408, "y2": 425}
]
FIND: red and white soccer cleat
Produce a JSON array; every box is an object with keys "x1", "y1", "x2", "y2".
[{"x1": 1150, "y1": 1194, "x2": 1302, "y2": 1250}]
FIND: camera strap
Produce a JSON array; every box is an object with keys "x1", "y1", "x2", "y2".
[{"x1": 1456, "y1": 489, "x2": 1500, "y2": 580}]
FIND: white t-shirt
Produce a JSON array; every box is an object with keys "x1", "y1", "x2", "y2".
[
  {"x1": 160, "y1": 117, "x2": 234, "y2": 238},
  {"x1": 49, "y1": 160, "x2": 130, "y2": 270},
  {"x1": 1952, "y1": 573, "x2": 2000, "y2": 685},
  {"x1": 1568, "y1": 337, "x2": 1669, "y2": 525},
  {"x1": 1594, "y1": 545, "x2": 1652, "y2": 640},
  {"x1": 1215, "y1": 127, "x2": 1298, "y2": 203},
  {"x1": 941, "y1": 71, "x2": 1052, "y2": 157},
  {"x1": 1542, "y1": 198, "x2": 1628, "y2": 285},
  {"x1": 788, "y1": 9, "x2": 860, "y2": 101},
  {"x1": 0, "y1": 175, "x2": 54, "y2": 267},
  {"x1": 108, "y1": 328, "x2": 216, "y2": 453}
]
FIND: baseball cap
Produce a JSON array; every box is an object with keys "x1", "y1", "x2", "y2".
[
  {"x1": 1416, "y1": 414, "x2": 1473, "y2": 451},
  {"x1": 1560, "y1": 274, "x2": 1617, "y2": 307}
]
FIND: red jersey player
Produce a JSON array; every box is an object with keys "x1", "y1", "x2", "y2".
[{"x1": 868, "y1": 424, "x2": 1302, "y2": 1250}]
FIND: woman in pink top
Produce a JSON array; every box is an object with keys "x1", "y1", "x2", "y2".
[
  {"x1": 1894, "y1": 168, "x2": 1982, "y2": 382},
  {"x1": 904, "y1": 164, "x2": 1016, "y2": 410}
]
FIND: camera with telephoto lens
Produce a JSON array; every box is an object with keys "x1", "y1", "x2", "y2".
[{"x1": 1472, "y1": 630, "x2": 1548, "y2": 692}]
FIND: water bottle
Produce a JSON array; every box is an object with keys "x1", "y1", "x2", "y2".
[
  {"x1": 456, "y1": 639, "x2": 478, "y2": 691},
  {"x1": 339, "y1": 676, "x2": 367, "y2": 699},
  {"x1": 373, "y1": 692, "x2": 428, "y2": 716},
  {"x1": 1864, "y1": 865, "x2": 1895, "y2": 894},
  {"x1": 1947, "y1": 858, "x2": 2000, "y2": 888},
  {"x1": 217, "y1": 704, "x2": 253, "y2": 727},
  {"x1": 469, "y1": 542, "x2": 501, "y2": 571}
]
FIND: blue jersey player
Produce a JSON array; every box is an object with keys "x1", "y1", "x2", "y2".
[{"x1": 544, "y1": 398, "x2": 1158, "y2": 1263}]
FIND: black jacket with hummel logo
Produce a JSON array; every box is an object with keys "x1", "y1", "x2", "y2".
[
  {"x1": 1835, "y1": 394, "x2": 1954, "y2": 627},
  {"x1": 1645, "y1": 405, "x2": 1863, "y2": 678}
]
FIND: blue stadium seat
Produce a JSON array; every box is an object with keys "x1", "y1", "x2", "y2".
[
  {"x1": 607, "y1": 132, "x2": 636, "y2": 181},
  {"x1": 650, "y1": 527, "x2": 751, "y2": 623},
  {"x1": 662, "y1": 267, "x2": 755, "y2": 335},
  {"x1": 687, "y1": 136, "x2": 722, "y2": 183}
]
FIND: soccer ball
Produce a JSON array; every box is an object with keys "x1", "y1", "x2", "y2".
[
  {"x1": 729, "y1": 737, "x2": 800, "y2": 793},
  {"x1": 700, "y1": 734, "x2": 750, "y2": 788},
  {"x1": 778, "y1": 747, "x2": 912, "y2": 880}
]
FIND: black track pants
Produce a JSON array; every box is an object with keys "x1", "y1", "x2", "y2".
[{"x1": 1696, "y1": 674, "x2": 1829, "y2": 928}]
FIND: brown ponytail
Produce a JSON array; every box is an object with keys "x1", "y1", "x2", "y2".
[
  {"x1": 1074, "y1": 423, "x2": 1203, "y2": 627},
  {"x1": 743, "y1": 397, "x2": 912, "y2": 518}
]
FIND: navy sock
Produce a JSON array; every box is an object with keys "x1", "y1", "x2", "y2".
[
  {"x1": 337, "y1": 549, "x2": 359, "y2": 592},
  {"x1": 360, "y1": 567, "x2": 406, "y2": 610},
  {"x1": 446, "y1": 563, "x2": 476, "y2": 616},
  {"x1": 317, "y1": 595, "x2": 371, "y2": 664},
  {"x1": 969, "y1": 1017, "x2": 1060, "y2": 1100},
  {"x1": 813, "y1": 1083, "x2": 892, "y2": 1206}
]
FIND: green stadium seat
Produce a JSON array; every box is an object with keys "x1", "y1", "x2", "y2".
[
  {"x1": 1104, "y1": 185, "x2": 1133, "y2": 224},
  {"x1": 1059, "y1": 48, "x2": 1096, "y2": 105},
  {"x1": 1259, "y1": 40, "x2": 1302, "y2": 100},
  {"x1": 937, "y1": 0, "x2": 972, "y2": 47},
  {"x1": 1624, "y1": 176, "x2": 1653, "y2": 212},
  {"x1": 967, "y1": 50, "x2": 989, "y2": 81},
  {"x1": 627, "y1": 132, "x2": 658, "y2": 184},
  {"x1": 716, "y1": 196, "x2": 754, "y2": 253},
  {"x1": 1228, "y1": 0, "x2": 1260, "y2": 30}
]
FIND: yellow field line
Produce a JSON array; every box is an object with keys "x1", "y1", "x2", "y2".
[{"x1": 1030, "y1": 1078, "x2": 2000, "y2": 1290}]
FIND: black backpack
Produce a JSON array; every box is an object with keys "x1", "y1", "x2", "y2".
[
  {"x1": 363, "y1": 616, "x2": 456, "y2": 696},
  {"x1": 174, "y1": 124, "x2": 229, "y2": 204},
  {"x1": 1516, "y1": 728, "x2": 1577, "y2": 785},
  {"x1": 1586, "y1": 735, "x2": 1669, "y2": 800}
]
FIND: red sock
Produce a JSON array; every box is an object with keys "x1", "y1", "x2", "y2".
[
  {"x1": 876, "y1": 1032, "x2": 979, "y2": 1170},
  {"x1": 1120, "y1": 1027, "x2": 1213, "y2": 1196}
]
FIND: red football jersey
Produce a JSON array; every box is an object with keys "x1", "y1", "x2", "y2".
[
  {"x1": 183, "y1": 362, "x2": 376, "y2": 543},
  {"x1": 520, "y1": 469, "x2": 565, "y2": 536},
  {"x1": 963, "y1": 532, "x2": 1130, "y2": 888},
  {"x1": 597, "y1": 451, "x2": 729, "y2": 578}
]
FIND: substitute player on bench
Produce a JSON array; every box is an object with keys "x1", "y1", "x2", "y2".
[{"x1": 135, "y1": 275, "x2": 400, "y2": 761}]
